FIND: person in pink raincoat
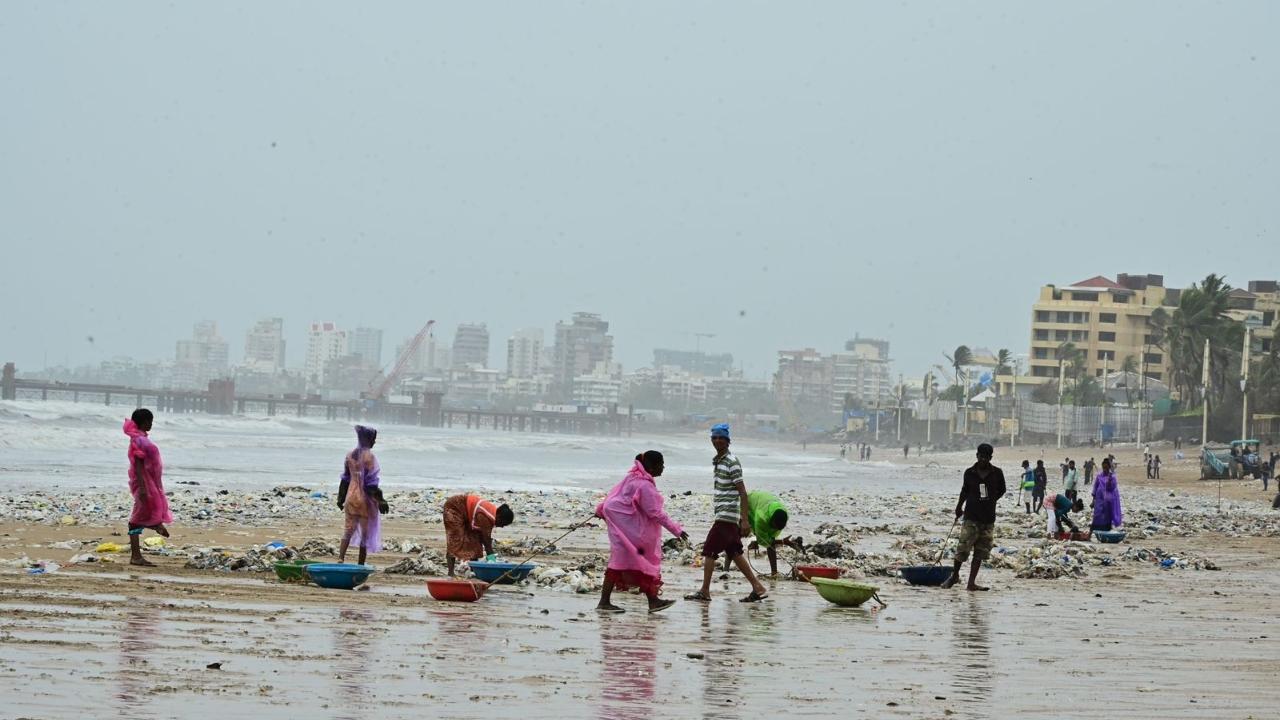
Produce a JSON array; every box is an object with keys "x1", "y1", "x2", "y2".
[
  {"x1": 595, "y1": 451, "x2": 688, "y2": 614},
  {"x1": 123, "y1": 408, "x2": 173, "y2": 567}
]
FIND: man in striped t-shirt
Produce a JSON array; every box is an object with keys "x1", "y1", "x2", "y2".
[{"x1": 684, "y1": 423, "x2": 770, "y2": 603}]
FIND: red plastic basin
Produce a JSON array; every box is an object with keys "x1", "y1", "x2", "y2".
[
  {"x1": 426, "y1": 578, "x2": 487, "y2": 602},
  {"x1": 795, "y1": 565, "x2": 841, "y2": 580}
]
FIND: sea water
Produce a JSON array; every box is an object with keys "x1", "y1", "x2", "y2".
[{"x1": 0, "y1": 399, "x2": 957, "y2": 498}]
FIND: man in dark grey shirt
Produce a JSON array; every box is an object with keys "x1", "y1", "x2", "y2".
[{"x1": 942, "y1": 443, "x2": 1006, "y2": 591}]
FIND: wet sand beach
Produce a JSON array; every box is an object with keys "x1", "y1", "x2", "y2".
[{"x1": 4, "y1": 437, "x2": 1279, "y2": 719}]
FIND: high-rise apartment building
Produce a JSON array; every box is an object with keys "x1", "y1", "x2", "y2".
[
  {"x1": 174, "y1": 321, "x2": 230, "y2": 389},
  {"x1": 652, "y1": 349, "x2": 734, "y2": 377},
  {"x1": 306, "y1": 322, "x2": 348, "y2": 386},
  {"x1": 774, "y1": 348, "x2": 833, "y2": 412},
  {"x1": 552, "y1": 313, "x2": 614, "y2": 401},
  {"x1": 1028, "y1": 274, "x2": 1171, "y2": 382},
  {"x1": 452, "y1": 323, "x2": 490, "y2": 368},
  {"x1": 829, "y1": 337, "x2": 892, "y2": 412},
  {"x1": 243, "y1": 318, "x2": 286, "y2": 372},
  {"x1": 350, "y1": 327, "x2": 384, "y2": 369},
  {"x1": 506, "y1": 328, "x2": 544, "y2": 379}
]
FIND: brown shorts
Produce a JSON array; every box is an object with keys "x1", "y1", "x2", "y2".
[
  {"x1": 701, "y1": 520, "x2": 744, "y2": 559},
  {"x1": 955, "y1": 520, "x2": 995, "y2": 563}
]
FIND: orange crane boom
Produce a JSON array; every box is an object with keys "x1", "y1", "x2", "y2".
[{"x1": 367, "y1": 320, "x2": 435, "y2": 400}]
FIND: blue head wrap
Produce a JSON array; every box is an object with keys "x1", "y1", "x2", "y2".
[
  {"x1": 355, "y1": 424, "x2": 378, "y2": 449},
  {"x1": 710, "y1": 423, "x2": 731, "y2": 439}
]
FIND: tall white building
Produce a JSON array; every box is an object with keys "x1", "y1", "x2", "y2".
[
  {"x1": 306, "y1": 322, "x2": 348, "y2": 387},
  {"x1": 350, "y1": 327, "x2": 384, "y2": 369},
  {"x1": 506, "y1": 328, "x2": 544, "y2": 379},
  {"x1": 552, "y1": 312, "x2": 613, "y2": 401},
  {"x1": 174, "y1": 321, "x2": 230, "y2": 389},
  {"x1": 243, "y1": 318, "x2": 286, "y2": 372},
  {"x1": 452, "y1": 323, "x2": 490, "y2": 368},
  {"x1": 829, "y1": 337, "x2": 893, "y2": 413}
]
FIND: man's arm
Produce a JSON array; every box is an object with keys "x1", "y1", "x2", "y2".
[{"x1": 737, "y1": 482, "x2": 751, "y2": 535}]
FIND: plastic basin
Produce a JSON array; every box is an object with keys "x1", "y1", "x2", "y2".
[
  {"x1": 304, "y1": 563, "x2": 374, "y2": 590},
  {"x1": 809, "y1": 577, "x2": 879, "y2": 607},
  {"x1": 274, "y1": 559, "x2": 321, "y2": 583},
  {"x1": 795, "y1": 565, "x2": 841, "y2": 580},
  {"x1": 899, "y1": 565, "x2": 953, "y2": 586},
  {"x1": 426, "y1": 578, "x2": 487, "y2": 602},
  {"x1": 467, "y1": 561, "x2": 536, "y2": 584},
  {"x1": 1095, "y1": 530, "x2": 1127, "y2": 544}
]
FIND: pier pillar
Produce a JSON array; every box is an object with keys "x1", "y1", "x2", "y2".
[{"x1": 0, "y1": 363, "x2": 14, "y2": 401}]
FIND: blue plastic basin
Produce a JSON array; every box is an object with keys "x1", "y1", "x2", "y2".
[
  {"x1": 899, "y1": 565, "x2": 953, "y2": 586},
  {"x1": 1095, "y1": 531, "x2": 1127, "y2": 544},
  {"x1": 467, "y1": 561, "x2": 536, "y2": 584},
  {"x1": 304, "y1": 563, "x2": 374, "y2": 589}
]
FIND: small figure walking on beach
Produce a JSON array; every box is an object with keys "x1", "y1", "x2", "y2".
[
  {"x1": 684, "y1": 424, "x2": 769, "y2": 603},
  {"x1": 123, "y1": 409, "x2": 172, "y2": 567},
  {"x1": 1032, "y1": 460, "x2": 1048, "y2": 514},
  {"x1": 1019, "y1": 460, "x2": 1035, "y2": 513},
  {"x1": 595, "y1": 451, "x2": 688, "y2": 614},
  {"x1": 338, "y1": 424, "x2": 387, "y2": 565},
  {"x1": 942, "y1": 443, "x2": 1006, "y2": 591},
  {"x1": 442, "y1": 493, "x2": 514, "y2": 576},
  {"x1": 1064, "y1": 459, "x2": 1079, "y2": 502}
]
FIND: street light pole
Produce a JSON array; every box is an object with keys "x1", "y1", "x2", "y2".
[
  {"x1": 1056, "y1": 360, "x2": 1065, "y2": 449},
  {"x1": 1100, "y1": 353, "x2": 1108, "y2": 445},
  {"x1": 895, "y1": 373, "x2": 903, "y2": 442},
  {"x1": 926, "y1": 371, "x2": 933, "y2": 445},
  {"x1": 1241, "y1": 326, "x2": 1251, "y2": 440}
]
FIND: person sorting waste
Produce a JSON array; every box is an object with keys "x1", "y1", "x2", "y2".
[
  {"x1": 744, "y1": 490, "x2": 794, "y2": 577},
  {"x1": 942, "y1": 443, "x2": 1006, "y2": 591},
  {"x1": 594, "y1": 451, "x2": 688, "y2": 614},
  {"x1": 337, "y1": 424, "x2": 387, "y2": 565},
  {"x1": 1046, "y1": 493, "x2": 1084, "y2": 535},
  {"x1": 443, "y1": 493, "x2": 514, "y2": 576},
  {"x1": 1090, "y1": 457, "x2": 1124, "y2": 532}
]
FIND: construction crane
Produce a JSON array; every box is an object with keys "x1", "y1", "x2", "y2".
[{"x1": 365, "y1": 320, "x2": 435, "y2": 401}]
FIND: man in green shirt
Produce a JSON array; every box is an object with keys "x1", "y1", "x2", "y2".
[{"x1": 745, "y1": 490, "x2": 792, "y2": 577}]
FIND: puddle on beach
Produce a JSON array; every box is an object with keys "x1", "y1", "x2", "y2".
[{"x1": 2, "y1": 563, "x2": 1276, "y2": 719}]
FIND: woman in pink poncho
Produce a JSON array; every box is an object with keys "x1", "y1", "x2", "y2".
[
  {"x1": 595, "y1": 451, "x2": 688, "y2": 614},
  {"x1": 123, "y1": 408, "x2": 173, "y2": 567}
]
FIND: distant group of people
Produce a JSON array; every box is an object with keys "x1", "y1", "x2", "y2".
[
  {"x1": 1143, "y1": 452, "x2": 1163, "y2": 480},
  {"x1": 840, "y1": 443, "x2": 873, "y2": 461},
  {"x1": 1014, "y1": 453, "x2": 1122, "y2": 536}
]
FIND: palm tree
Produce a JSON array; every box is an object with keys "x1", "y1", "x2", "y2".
[
  {"x1": 1119, "y1": 355, "x2": 1138, "y2": 408},
  {"x1": 994, "y1": 348, "x2": 1013, "y2": 377},
  {"x1": 944, "y1": 345, "x2": 972, "y2": 394},
  {"x1": 943, "y1": 346, "x2": 973, "y2": 432}
]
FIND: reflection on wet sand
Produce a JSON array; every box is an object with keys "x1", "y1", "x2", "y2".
[
  {"x1": 596, "y1": 618, "x2": 658, "y2": 720},
  {"x1": 331, "y1": 609, "x2": 379, "y2": 720},
  {"x1": 696, "y1": 604, "x2": 744, "y2": 719},
  {"x1": 950, "y1": 597, "x2": 993, "y2": 713},
  {"x1": 115, "y1": 606, "x2": 159, "y2": 717}
]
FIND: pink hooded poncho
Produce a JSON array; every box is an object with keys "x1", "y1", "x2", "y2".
[
  {"x1": 596, "y1": 460, "x2": 683, "y2": 586},
  {"x1": 124, "y1": 418, "x2": 173, "y2": 527}
]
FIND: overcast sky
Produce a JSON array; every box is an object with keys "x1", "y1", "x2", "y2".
[{"x1": 2, "y1": 2, "x2": 1276, "y2": 381}]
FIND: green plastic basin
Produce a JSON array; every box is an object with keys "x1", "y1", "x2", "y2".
[
  {"x1": 809, "y1": 577, "x2": 879, "y2": 607},
  {"x1": 274, "y1": 559, "x2": 320, "y2": 583}
]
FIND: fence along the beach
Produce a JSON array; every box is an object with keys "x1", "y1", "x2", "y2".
[{"x1": 1011, "y1": 401, "x2": 1150, "y2": 444}]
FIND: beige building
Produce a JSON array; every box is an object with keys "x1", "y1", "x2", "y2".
[
  {"x1": 1028, "y1": 274, "x2": 1171, "y2": 383},
  {"x1": 1227, "y1": 280, "x2": 1280, "y2": 353}
]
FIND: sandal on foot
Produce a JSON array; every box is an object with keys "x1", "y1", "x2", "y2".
[
  {"x1": 648, "y1": 599, "x2": 677, "y2": 614},
  {"x1": 739, "y1": 591, "x2": 767, "y2": 603},
  {"x1": 683, "y1": 591, "x2": 711, "y2": 602},
  {"x1": 595, "y1": 605, "x2": 626, "y2": 614}
]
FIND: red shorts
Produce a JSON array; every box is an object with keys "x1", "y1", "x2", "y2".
[
  {"x1": 701, "y1": 520, "x2": 744, "y2": 559},
  {"x1": 604, "y1": 568, "x2": 662, "y2": 597}
]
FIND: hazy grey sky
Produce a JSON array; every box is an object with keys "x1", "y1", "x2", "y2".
[{"x1": 2, "y1": 2, "x2": 1276, "y2": 381}]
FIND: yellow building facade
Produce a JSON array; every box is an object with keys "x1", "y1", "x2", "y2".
[{"x1": 1028, "y1": 274, "x2": 1171, "y2": 383}]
